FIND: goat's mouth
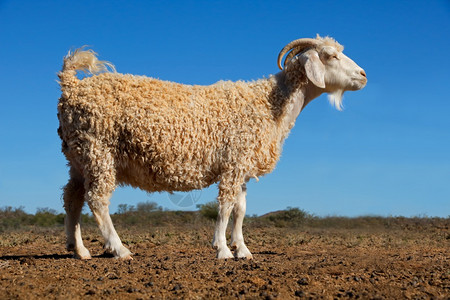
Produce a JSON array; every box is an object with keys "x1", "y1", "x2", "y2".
[
  {"x1": 358, "y1": 78, "x2": 368, "y2": 88},
  {"x1": 349, "y1": 77, "x2": 367, "y2": 90}
]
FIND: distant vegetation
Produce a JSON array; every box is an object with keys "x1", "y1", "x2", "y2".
[{"x1": 0, "y1": 201, "x2": 448, "y2": 233}]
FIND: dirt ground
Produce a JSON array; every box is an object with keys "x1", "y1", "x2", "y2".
[{"x1": 0, "y1": 224, "x2": 448, "y2": 299}]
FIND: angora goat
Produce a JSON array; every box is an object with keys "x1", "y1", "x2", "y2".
[{"x1": 58, "y1": 35, "x2": 367, "y2": 259}]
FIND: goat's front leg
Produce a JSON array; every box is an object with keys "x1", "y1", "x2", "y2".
[
  {"x1": 212, "y1": 176, "x2": 242, "y2": 259},
  {"x1": 84, "y1": 149, "x2": 132, "y2": 259},
  {"x1": 230, "y1": 184, "x2": 253, "y2": 259},
  {"x1": 212, "y1": 201, "x2": 234, "y2": 259}
]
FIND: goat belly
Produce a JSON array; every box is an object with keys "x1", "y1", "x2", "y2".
[{"x1": 115, "y1": 142, "x2": 220, "y2": 193}]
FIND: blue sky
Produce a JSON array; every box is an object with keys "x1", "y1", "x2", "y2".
[{"x1": 0, "y1": 1, "x2": 449, "y2": 217}]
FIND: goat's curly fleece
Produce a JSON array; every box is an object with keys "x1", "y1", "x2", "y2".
[{"x1": 56, "y1": 35, "x2": 337, "y2": 206}]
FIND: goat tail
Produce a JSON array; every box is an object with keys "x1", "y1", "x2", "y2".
[{"x1": 58, "y1": 47, "x2": 115, "y2": 88}]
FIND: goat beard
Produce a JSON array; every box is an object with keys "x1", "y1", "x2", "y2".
[{"x1": 328, "y1": 89, "x2": 344, "y2": 111}]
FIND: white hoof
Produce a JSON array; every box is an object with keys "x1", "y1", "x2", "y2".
[
  {"x1": 234, "y1": 244, "x2": 253, "y2": 259},
  {"x1": 116, "y1": 248, "x2": 133, "y2": 260},
  {"x1": 74, "y1": 247, "x2": 92, "y2": 260},
  {"x1": 216, "y1": 247, "x2": 234, "y2": 259},
  {"x1": 118, "y1": 254, "x2": 133, "y2": 260},
  {"x1": 109, "y1": 245, "x2": 133, "y2": 259}
]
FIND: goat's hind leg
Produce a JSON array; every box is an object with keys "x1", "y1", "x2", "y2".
[
  {"x1": 63, "y1": 167, "x2": 91, "y2": 259},
  {"x1": 88, "y1": 197, "x2": 132, "y2": 259}
]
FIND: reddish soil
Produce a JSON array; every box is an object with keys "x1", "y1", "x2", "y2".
[{"x1": 0, "y1": 225, "x2": 448, "y2": 299}]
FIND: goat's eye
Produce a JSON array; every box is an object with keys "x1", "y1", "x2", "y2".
[{"x1": 331, "y1": 55, "x2": 338, "y2": 60}]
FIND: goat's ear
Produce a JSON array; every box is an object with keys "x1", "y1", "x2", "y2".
[{"x1": 299, "y1": 50, "x2": 326, "y2": 88}]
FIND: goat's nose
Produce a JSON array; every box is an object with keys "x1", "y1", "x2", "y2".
[{"x1": 360, "y1": 70, "x2": 366, "y2": 78}]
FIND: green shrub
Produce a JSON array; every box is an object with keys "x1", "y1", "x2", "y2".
[
  {"x1": 272, "y1": 207, "x2": 309, "y2": 227},
  {"x1": 80, "y1": 213, "x2": 95, "y2": 225},
  {"x1": 117, "y1": 204, "x2": 135, "y2": 214},
  {"x1": 0, "y1": 206, "x2": 31, "y2": 232},
  {"x1": 33, "y1": 208, "x2": 65, "y2": 227},
  {"x1": 197, "y1": 201, "x2": 218, "y2": 221},
  {"x1": 136, "y1": 201, "x2": 162, "y2": 213}
]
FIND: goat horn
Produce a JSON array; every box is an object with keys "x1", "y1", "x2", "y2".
[
  {"x1": 277, "y1": 38, "x2": 320, "y2": 70},
  {"x1": 283, "y1": 46, "x2": 301, "y2": 67}
]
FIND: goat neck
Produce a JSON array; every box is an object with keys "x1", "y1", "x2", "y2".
[{"x1": 272, "y1": 72, "x2": 323, "y2": 137}]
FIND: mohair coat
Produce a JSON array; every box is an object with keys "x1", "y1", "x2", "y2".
[{"x1": 58, "y1": 50, "x2": 307, "y2": 204}]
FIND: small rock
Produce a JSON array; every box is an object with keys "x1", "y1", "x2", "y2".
[
  {"x1": 297, "y1": 277, "x2": 309, "y2": 285},
  {"x1": 127, "y1": 287, "x2": 139, "y2": 293},
  {"x1": 85, "y1": 290, "x2": 96, "y2": 295},
  {"x1": 103, "y1": 289, "x2": 112, "y2": 295},
  {"x1": 107, "y1": 273, "x2": 119, "y2": 280},
  {"x1": 295, "y1": 290, "x2": 305, "y2": 297}
]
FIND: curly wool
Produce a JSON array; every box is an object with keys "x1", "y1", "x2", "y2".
[{"x1": 58, "y1": 62, "x2": 305, "y2": 203}]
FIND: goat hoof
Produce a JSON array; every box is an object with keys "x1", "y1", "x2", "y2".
[
  {"x1": 236, "y1": 253, "x2": 253, "y2": 260},
  {"x1": 114, "y1": 246, "x2": 133, "y2": 260},
  {"x1": 119, "y1": 255, "x2": 133, "y2": 260},
  {"x1": 74, "y1": 253, "x2": 92, "y2": 260},
  {"x1": 216, "y1": 248, "x2": 234, "y2": 259},
  {"x1": 73, "y1": 247, "x2": 91, "y2": 260},
  {"x1": 234, "y1": 246, "x2": 253, "y2": 260}
]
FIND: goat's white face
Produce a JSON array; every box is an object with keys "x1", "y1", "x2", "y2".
[
  {"x1": 299, "y1": 46, "x2": 367, "y2": 110},
  {"x1": 319, "y1": 46, "x2": 367, "y2": 92}
]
